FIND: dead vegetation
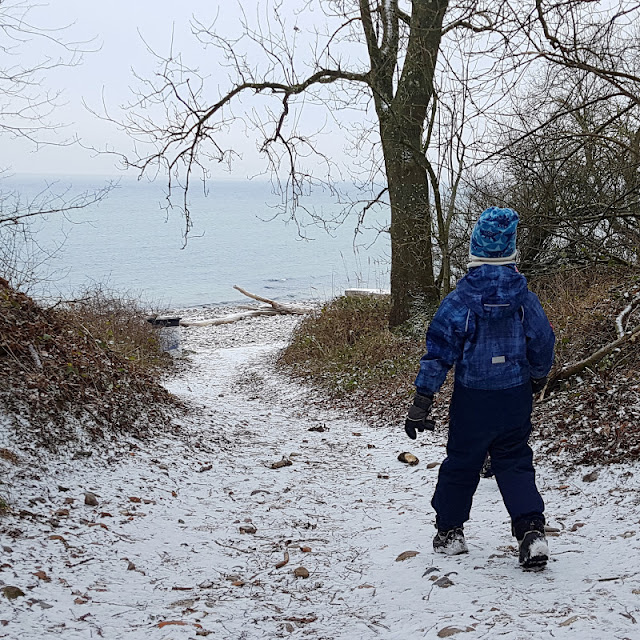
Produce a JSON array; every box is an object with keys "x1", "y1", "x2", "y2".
[
  {"x1": 278, "y1": 294, "x2": 424, "y2": 424},
  {"x1": 0, "y1": 279, "x2": 181, "y2": 449},
  {"x1": 279, "y1": 266, "x2": 640, "y2": 464}
]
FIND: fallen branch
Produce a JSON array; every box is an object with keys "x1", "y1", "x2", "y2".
[
  {"x1": 615, "y1": 294, "x2": 640, "y2": 338},
  {"x1": 550, "y1": 323, "x2": 640, "y2": 384},
  {"x1": 275, "y1": 551, "x2": 290, "y2": 569},
  {"x1": 179, "y1": 286, "x2": 310, "y2": 326},
  {"x1": 180, "y1": 309, "x2": 278, "y2": 327}
]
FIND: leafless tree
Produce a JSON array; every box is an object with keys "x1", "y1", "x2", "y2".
[
  {"x1": 115, "y1": 0, "x2": 525, "y2": 326},
  {"x1": 0, "y1": 1, "x2": 114, "y2": 290}
]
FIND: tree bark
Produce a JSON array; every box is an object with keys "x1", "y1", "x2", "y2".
[
  {"x1": 369, "y1": 0, "x2": 449, "y2": 327},
  {"x1": 382, "y1": 129, "x2": 438, "y2": 327}
]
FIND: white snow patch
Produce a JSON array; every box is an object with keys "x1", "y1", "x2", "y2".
[{"x1": 1, "y1": 307, "x2": 640, "y2": 639}]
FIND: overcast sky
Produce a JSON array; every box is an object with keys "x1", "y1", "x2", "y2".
[{"x1": 4, "y1": 0, "x2": 317, "y2": 178}]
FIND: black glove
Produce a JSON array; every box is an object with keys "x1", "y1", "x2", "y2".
[
  {"x1": 404, "y1": 392, "x2": 435, "y2": 440},
  {"x1": 531, "y1": 377, "x2": 547, "y2": 394}
]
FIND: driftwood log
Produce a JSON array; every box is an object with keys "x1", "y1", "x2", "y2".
[{"x1": 179, "y1": 286, "x2": 309, "y2": 327}]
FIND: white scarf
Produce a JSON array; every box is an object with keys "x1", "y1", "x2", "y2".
[{"x1": 467, "y1": 251, "x2": 517, "y2": 270}]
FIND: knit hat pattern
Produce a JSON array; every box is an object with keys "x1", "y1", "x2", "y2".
[{"x1": 469, "y1": 207, "x2": 519, "y2": 259}]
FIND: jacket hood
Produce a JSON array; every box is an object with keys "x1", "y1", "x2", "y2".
[{"x1": 455, "y1": 265, "x2": 528, "y2": 317}]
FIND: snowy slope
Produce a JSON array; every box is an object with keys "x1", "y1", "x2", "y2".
[{"x1": 1, "y1": 311, "x2": 639, "y2": 639}]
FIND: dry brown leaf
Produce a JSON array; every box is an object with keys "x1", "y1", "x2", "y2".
[
  {"x1": 395, "y1": 550, "x2": 420, "y2": 562},
  {"x1": 32, "y1": 571, "x2": 51, "y2": 582}
]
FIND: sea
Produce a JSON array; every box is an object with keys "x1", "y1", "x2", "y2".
[{"x1": 4, "y1": 175, "x2": 390, "y2": 310}]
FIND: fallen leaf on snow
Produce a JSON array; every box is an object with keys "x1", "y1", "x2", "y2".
[
  {"x1": 395, "y1": 550, "x2": 420, "y2": 562},
  {"x1": 239, "y1": 524, "x2": 257, "y2": 534},
  {"x1": 559, "y1": 615, "x2": 580, "y2": 627},
  {"x1": 426, "y1": 462, "x2": 440, "y2": 469},
  {"x1": 437, "y1": 626, "x2": 474, "y2": 637},
  {"x1": 284, "y1": 616, "x2": 317, "y2": 624},
  {"x1": 300, "y1": 546, "x2": 312, "y2": 553},
  {"x1": 32, "y1": 571, "x2": 51, "y2": 582},
  {"x1": 157, "y1": 621, "x2": 203, "y2": 629},
  {"x1": 582, "y1": 471, "x2": 599, "y2": 483},
  {"x1": 293, "y1": 567, "x2": 310, "y2": 578}
]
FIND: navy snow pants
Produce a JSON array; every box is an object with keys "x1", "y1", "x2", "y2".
[{"x1": 431, "y1": 381, "x2": 544, "y2": 531}]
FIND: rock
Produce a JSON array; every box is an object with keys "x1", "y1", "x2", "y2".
[
  {"x1": 239, "y1": 524, "x2": 257, "y2": 534},
  {"x1": 398, "y1": 452, "x2": 419, "y2": 466},
  {"x1": 434, "y1": 576, "x2": 454, "y2": 588},
  {"x1": 293, "y1": 567, "x2": 309, "y2": 578},
  {"x1": 127, "y1": 561, "x2": 136, "y2": 571},
  {"x1": 271, "y1": 457, "x2": 293, "y2": 469},
  {"x1": 198, "y1": 464, "x2": 213, "y2": 473},
  {"x1": 84, "y1": 492, "x2": 98, "y2": 506},
  {"x1": 582, "y1": 470, "x2": 599, "y2": 482},
  {"x1": 395, "y1": 550, "x2": 420, "y2": 562},
  {"x1": 307, "y1": 425, "x2": 328, "y2": 432},
  {"x1": 198, "y1": 580, "x2": 214, "y2": 589},
  {"x1": 2, "y1": 586, "x2": 25, "y2": 600}
]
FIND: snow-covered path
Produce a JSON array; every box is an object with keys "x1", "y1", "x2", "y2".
[{"x1": 1, "y1": 314, "x2": 639, "y2": 639}]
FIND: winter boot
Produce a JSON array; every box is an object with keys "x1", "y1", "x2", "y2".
[
  {"x1": 514, "y1": 517, "x2": 548, "y2": 570},
  {"x1": 433, "y1": 527, "x2": 469, "y2": 555}
]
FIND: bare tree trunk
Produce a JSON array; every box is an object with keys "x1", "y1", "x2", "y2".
[{"x1": 382, "y1": 131, "x2": 438, "y2": 327}]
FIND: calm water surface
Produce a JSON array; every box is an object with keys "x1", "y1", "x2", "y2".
[{"x1": 7, "y1": 175, "x2": 390, "y2": 308}]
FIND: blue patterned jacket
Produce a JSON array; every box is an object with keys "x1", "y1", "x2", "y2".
[{"x1": 414, "y1": 265, "x2": 555, "y2": 394}]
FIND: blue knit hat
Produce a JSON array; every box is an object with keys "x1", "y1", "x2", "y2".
[{"x1": 469, "y1": 207, "x2": 519, "y2": 260}]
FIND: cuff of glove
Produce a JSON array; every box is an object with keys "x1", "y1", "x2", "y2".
[{"x1": 413, "y1": 392, "x2": 433, "y2": 411}]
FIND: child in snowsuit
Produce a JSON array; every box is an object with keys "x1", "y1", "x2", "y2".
[{"x1": 404, "y1": 207, "x2": 555, "y2": 570}]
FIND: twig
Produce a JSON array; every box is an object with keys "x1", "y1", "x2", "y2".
[{"x1": 275, "y1": 551, "x2": 290, "y2": 569}]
